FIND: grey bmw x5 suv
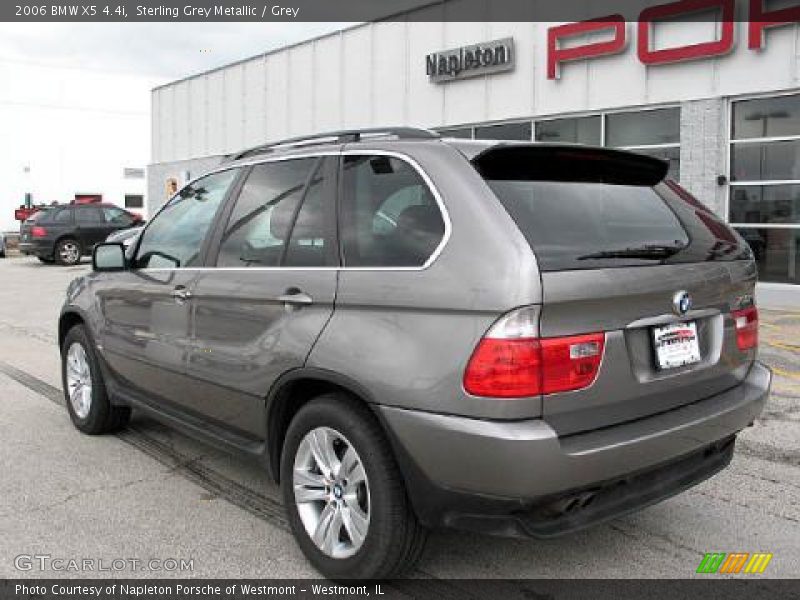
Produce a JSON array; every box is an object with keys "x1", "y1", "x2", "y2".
[{"x1": 59, "y1": 127, "x2": 770, "y2": 579}]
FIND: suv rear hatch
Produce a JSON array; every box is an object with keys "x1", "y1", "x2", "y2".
[{"x1": 473, "y1": 145, "x2": 757, "y2": 436}]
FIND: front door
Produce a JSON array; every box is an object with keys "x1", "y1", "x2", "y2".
[
  {"x1": 186, "y1": 156, "x2": 339, "y2": 439},
  {"x1": 100, "y1": 168, "x2": 241, "y2": 406}
]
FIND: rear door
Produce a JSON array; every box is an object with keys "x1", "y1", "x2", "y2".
[
  {"x1": 99, "y1": 168, "x2": 240, "y2": 406},
  {"x1": 75, "y1": 206, "x2": 108, "y2": 250},
  {"x1": 186, "y1": 156, "x2": 338, "y2": 439},
  {"x1": 476, "y1": 146, "x2": 757, "y2": 435}
]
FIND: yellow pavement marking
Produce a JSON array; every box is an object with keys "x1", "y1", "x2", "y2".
[
  {"x1": 764, "y1": 341, "x2": 800, "y2": 353},
  {"x1": 772, "y1": 367, "x2": 800, "y2": 381}
]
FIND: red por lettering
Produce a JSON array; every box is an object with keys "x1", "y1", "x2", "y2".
[
  {"x1": 547, "y1": 15, "x2": 627, "y2": 80},
  {"x1": 638, "y1": 0, "x2": 735, "y2": 65},
  {"x1": 749, "y1": 0, "x2": 800, "y2": 50}
]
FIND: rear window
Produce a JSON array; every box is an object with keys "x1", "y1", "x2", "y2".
[{"x1": 475, "y1": 146, "x2": 750, "y2": 271}]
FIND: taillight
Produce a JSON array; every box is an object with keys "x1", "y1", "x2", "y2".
[
  {"x1": 31, "y1": 226, "x2": 47, "y2": 238},
  {"x1": 463, "y1": 307, "x2": 605, "y2": 398},
  {"x1": 732, "y1": 306, "x2": 758, "y2": 351}
]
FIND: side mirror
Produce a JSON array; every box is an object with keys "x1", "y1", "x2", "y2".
[{"x1": 93, "y1": 243, "x2": 127, "y2": 272}]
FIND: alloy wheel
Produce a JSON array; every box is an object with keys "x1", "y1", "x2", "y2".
[
  {"x1": 65, "y1": 342, "x2": 92, "y2": 419},
  {"x1": 293, "y1": 426, "x2": 370, "y2": 559},
  {"x1": 59, "y1": 241, "x2": 80, "y2": 264}
]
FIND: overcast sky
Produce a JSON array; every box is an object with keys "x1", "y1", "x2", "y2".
[
  {"x1": 0, "y1": 22, "x2": 354, "y2": 80},
  {"x1": 0, "y1": 23, "x2": 354, "y2": 230}
]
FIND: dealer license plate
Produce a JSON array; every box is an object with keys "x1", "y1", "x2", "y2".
[{"x1": 653, "y1": 321, "x2": 701, "y2": 370}]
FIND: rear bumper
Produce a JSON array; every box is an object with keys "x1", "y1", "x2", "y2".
[
  {"x1": 379, "y1": 361, "x2": 770, "y2": 536},
  {"x1": 19, "y1": 240, "x2": 51, "y2": 256}
]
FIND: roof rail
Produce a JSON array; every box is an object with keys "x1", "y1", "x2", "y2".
[{"x1": 228, "y1": 127, "x2": 440, "y2": 161}]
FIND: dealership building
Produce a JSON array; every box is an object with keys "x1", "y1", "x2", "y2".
[{"x1": 149, "y1": 14, "x2": 800, "y2": 306}]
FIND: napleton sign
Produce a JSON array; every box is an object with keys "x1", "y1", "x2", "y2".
[
  {"x1": 425, "y1": 38, "x2": 514, "y2": 83},
  {"x1": 547, "y1": 0, "x2": 800, "y2": 79}
]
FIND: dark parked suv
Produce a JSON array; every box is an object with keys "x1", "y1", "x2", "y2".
[
  {"x1": 20, "y1": 203, "x2": 141, "y2": 265},
  {"x1": 58, "y1": 128, "x2": 770, "y2": 579}
]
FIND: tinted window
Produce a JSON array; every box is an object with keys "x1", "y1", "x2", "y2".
[
  {"x1": 103, "y1": 206, "x2": 134, "y2": 226},
  {"x1": 284, "y1": 165, "x2": 331, "y2": 267},
  {"x1": 76, "y1": 207, "x2": 104, "y2": 223},
  {"x1": 135, "y1": 170, "x2": 236, "y2": 268},
  {"x1": 124, "y1": 194, "x2": 144, "y2": 208},
  {"x1": 50, "y1": 208, "x2": 73, "y2": 224},
  {"x1": 731, "y1": 140, "x2": 800, "y2": 181},
  {"x1": 474, "y1": 122, "x2": 532, "y2": 141},
  {"x1": 216, "y1": 158, "x2": 318, "y2": 267},
  {"x1": 476, "y1": 147, "x2": 748, "y2": 271},
  {"x1": 606, "y1": 108, "x2": 680, "y2": 147},
  {"x1": 340, "y1": 155, "x2": 445, "y2": 267},
  {"x1": 729, "y1": 185, "x2": 800, "y2": 225},
  {"x1": 536, "y1": 116, "x2": 601, "y2": 145},
  {"x1": 438, "y1": 127, "x2": 473, "y2": 139},
  {"x1": 733, "y1": 94, "x2": 800, "y2": 139},
  {"x1": 734, "y1": 227, "x2": 800, "y2": 284}
]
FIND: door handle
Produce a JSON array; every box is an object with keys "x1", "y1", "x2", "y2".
[
  {"x1": 276, "y1": 288, "x2": 313, "y2": 306},
  {"x1": 171, "y1": 286, "x2": 193, "y2": 302}
]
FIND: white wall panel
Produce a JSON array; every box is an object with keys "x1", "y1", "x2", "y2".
[
  {"x1": 265, "y1": 52, "x2": 290, "y2": 142},
  {"x1": 206, "y1": 70, "x2": 226, "y2": 156},
  {"x1": 288, "y1": 44, "x2": 315, "y2": 136},
  {"x1": 173, "y1": 82, "x2": 191, "y2": 160},
  {"x1": 406, "y1": 20, "x2": 445, "y2": 128},
  {"x1": 153, "y1": 20, "x2": 800, "y2": 163},
  {"x1": 158, "y1": 86, "x2": 174, "y2": 165},
  {"x1": 188, "y1": 76, "x2": 208, "y2": 158},
  {"x1": 151, "y1": 89, "x2": 161, "y2": 163},
  {"x1": 313, "y1": 34, "x2": 343, "y2": 132},
  {"x1": 372, "y1": 22, "x2": 408, "y2": 126},
  {"x1": 487, "y1": 22, "x2": 535, "y2": 122},
  {"x1": 242, "y1": 57, "x2": 268, "y2": 149},
  {"x1": 441, "y1": 22, "x2": 488, "y2": 126},
  {"x1": 223, "y1": 64, "x2": 245, "y2": 154},
  {"x1": 341, "y1": 26, "x2": 374, "y2": 129}
]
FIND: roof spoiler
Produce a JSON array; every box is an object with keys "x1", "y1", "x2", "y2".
[{"x1": 471, "y1": 144, "x2": 669, "y2": 186}]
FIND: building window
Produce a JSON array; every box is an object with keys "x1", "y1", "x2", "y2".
[
  {"x1": 438, "y1": 127, "x2": 473, "y2": 139},
  {"x1": 124, "y1": 194, "x2": 144, "y2": 209},
  {"x1": 534, "y1": 108, "x2": 681, "y2": 181},
  {"x1": 730, "y1": 93, "x2": 800, "y2": 285},
  {"x1": 535, "y1": 116, "x2": 601, "y2": 145},
  {"x1": 474, "y1": 121, "x2": 532, "y2": 141}
]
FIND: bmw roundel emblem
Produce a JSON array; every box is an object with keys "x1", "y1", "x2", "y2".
[{"x1": 673, "y1": 291, "x2": 692, "y2": 316}]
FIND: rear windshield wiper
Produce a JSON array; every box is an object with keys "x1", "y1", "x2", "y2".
[{"x1": 577, "y1": 242, "x2": 686, "y2": 261}]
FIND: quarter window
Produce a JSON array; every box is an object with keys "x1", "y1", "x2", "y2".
[
  {"x1": 216, "y1": 158, "x2": 321, "y2": 267},
  {"x1": 103, "y1": 206, "x2": 134, "y2": 227},
  {"x1": 76, "y1": 207, "x2": 104, "y2": 223},
  {"x1": 340, "y1": 155, "x2": 445, "y2": 268},
  {"x1": 134, "y1": 169, "x2": 237, "y2": 269}
]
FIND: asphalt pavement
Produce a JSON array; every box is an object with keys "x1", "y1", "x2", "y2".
[{"x1": 0, "y1": 255, "x2": 797, "y2": 581}]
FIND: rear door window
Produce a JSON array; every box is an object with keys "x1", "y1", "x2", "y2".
[
  {"x1": 475, "y1": 146, "x2": 748, "y2": 271},
  {"x1": 76, "y1": 207, "x2": 104, "y2": 223},
  {"x1": 339, "y1": 155, "x2": 445, "y2": 268},
  {"x1": 215, "y1": 157, "x2": 323, "y2": 267}
]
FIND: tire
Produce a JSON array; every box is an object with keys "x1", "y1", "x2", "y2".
[
  {"x1": 281, "y1": 393, "x2": 427, "y2": 580},
  {"x1": 55, "y1": 238, "x2": 81, "y2": 266},
  {"x1": 38, "y1": 256, "x2": 55, "y2": 264},
  {"x1": 61, "y1": 324, "x2": 131, "y2": 434}
]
